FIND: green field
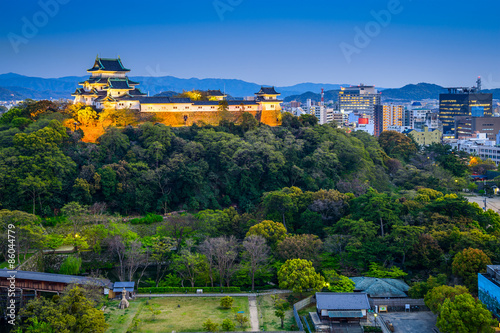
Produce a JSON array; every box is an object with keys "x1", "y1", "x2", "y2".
[
  {"x1": 104, "y1": 296, "x2": 250, "y2": 333},
  {"x1": 256, "y1": 294, "x2": 295, "y2": 331}
]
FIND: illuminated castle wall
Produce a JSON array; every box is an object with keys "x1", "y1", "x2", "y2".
[{"x1": 73, "y1": 57, "x2": 282, "y2": 126}]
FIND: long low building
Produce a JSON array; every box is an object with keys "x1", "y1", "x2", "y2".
[
  {"x1": 0, "y1": 269, "x2": 111, "y2": 294},
  {"x1": 72, "y1": 57, "x2": 282, "y2": 126}
]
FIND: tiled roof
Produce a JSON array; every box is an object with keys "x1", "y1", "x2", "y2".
[
  {"x1": 207, "y1": 90, "x2": 226, "y2": 96},
  {"x1": 316, "y1": 292, "x2": 370, "y2": 311},
  {"x1": 88, "y1": 58, "x2": 130, "y2": 72},
  {"x1": 256, "y1": 86, "x2": 280, "y2": 95},
  {"x1": 351, "y1": 277, "x2": 409, "y2": 298},
  {"x1": 106, "y1": 79, "x2": 131, "y2": 90},
  {"x1": 0, "y1": 269, "x2": 110, "y2": 287}
]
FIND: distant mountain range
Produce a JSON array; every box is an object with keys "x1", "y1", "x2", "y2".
[
  {"x1": 0, "y1": 73, "x2": 346, "y2": 101},
  {"x1": 1, "y1": 73, "x2": 500, "y2": 103},
  {"x1": 284, "y1": 83, "x2": 500, "y2": 104}
]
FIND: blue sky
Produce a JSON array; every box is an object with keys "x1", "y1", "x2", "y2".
[{"x1": 0, "y1": 0, "x2": 499, "y2": 88}]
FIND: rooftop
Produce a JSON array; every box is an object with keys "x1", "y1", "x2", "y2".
[
  {"x1": 316, "y1": 292, "x2": 370, "y2": 310},
  {"x1": 351, "y1": 277, "x2": 409, "y2": 298},
  {"x1": 88, "y1": 57, "x2": 130, "y2": 73},
  {"x1": 256, "y1": 87, "x2": 280, "y2": 95},
  {"x1": 0, "y1": 269, "x2": 110, "y2": 287}
]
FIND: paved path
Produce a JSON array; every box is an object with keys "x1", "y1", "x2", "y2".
[
  {"x1": 136, "y1": 290, "x2": 291, "y2": 298},
  {"x1": 248, "y1": 295, "x2": 259, "y2": 331}
]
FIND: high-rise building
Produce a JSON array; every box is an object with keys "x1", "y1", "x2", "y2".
[
  {"x1": 374, "y1": 104, "x2": 403, "y2": 136},
  {"x1": 338, "y1": 85, "x2": 380, "y2": 115},
  {"x1": 439, "y1": 82, "x2": 493, "y2": 134}
]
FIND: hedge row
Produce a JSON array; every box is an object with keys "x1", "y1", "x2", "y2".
[
  {"x1": 138, "y1": 287, "x2": 241, "y2": 293},
  {"x1": 130, "y1": 213, "x2": 163, "y2": 225}
]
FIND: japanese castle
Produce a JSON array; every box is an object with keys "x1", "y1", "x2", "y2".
[{"x1": 72, "y1": 57, "x2": 282, "y2": 118}]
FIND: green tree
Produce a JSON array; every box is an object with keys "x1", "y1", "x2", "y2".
[
  {"x1": 437, "y1": 293, "x2": 498, "y2": 333},
  {"x1": 59, "y1": 255, "x2": 82, "y2": 275},
  {"x1": 365, "y1": 262, "x2": 407, "y2": 279},
  {"x1": 220, "y1": 296, "x2": 234, "y2": 309},
  {"x1": 323, "y1": 269, "x2": 355, "y2": 293},
  {"x1": 452, "y1": 248, "x2": 491, "y2": 292},
  {"x1": 424, "y1": 285, "x2": 469, "y2": 314},
  {"x1": 262, "y1": 191, "x2": 296, "y2": 231},
  {"x1": 203, "y1": 319, "x2": 219, "y2": 332},
  {"x1": 235, "y1": 313, "x2": 249, "y2": 328},
  {"x1": 278, "y1": 259, "x2": 325, "y2": 293},
  {"x1": 246, "y1": 220, "x2": 287, "y2": 248},
  {"x1": 378, "y1": 130, "x2": 418, "y2": 161},
  {"x1": 273, "y1": 297, "x2": 291, "y2": 329},
  {"x1": 221, "y1": 318, "x2": 236, "y2": 331},
  {"x1": 18, "y1": 286, "x2": 108, "y2": 332}
]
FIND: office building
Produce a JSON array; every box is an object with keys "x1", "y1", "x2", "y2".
[
  {"x1": 338, "y1": 85, "x2": 380, "y2": 115},
  {"x1": 455, "y1": 116, "x2": 500, "y2": 140},
  {"x1": 439, "y1": 80, "x2": 493, "y2": 134}
]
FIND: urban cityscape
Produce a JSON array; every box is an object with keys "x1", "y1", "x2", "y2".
[{"x1": 1, "y1": 1, "x2": 500, "y2": 333}]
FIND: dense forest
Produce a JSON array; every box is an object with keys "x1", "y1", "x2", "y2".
[{"x1": 1, "y1": 100, "x2": 499, "y2": 332}]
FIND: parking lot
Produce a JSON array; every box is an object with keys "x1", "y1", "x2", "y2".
[{"x1": 380, "y1": 312, "x2": 438, "y2": 333}]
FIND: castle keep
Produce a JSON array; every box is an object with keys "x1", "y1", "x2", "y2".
[{"x1": 72, "y1": 57, "x2": 282, "y2": 126}]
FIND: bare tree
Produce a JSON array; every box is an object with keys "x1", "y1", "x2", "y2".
[
  {"x1": 125, "y1": 240, "x2": 148, "y2": 282},
  {"x1": 108, "y1": 235, "x2": 126, "y2": 281},
  {"x1": 201, "y1": 236, "x2": 239, "y2": 288},
  {"x1": 243, "y1": 235, "x2": 269, "y2": 291},
  {"x1": 199, "y1": 239, "x2": 217, "y2": 287}
]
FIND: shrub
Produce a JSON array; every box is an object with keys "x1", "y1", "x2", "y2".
[
  {"x1": 203, "y1": 319, "x2": 219, "y2": 332},
  {"x1": 130, "y1": 213, "x2": 163, "y2": 225},
  {"x1": 59, "y1": 255, "x2": 82, "y2": 275},
  {"x1": 221, "y1": 319, "x2": 235, "y2": 331},
  {"x1": 220, "y1": 296, "x2": 233, "y2": 309}
]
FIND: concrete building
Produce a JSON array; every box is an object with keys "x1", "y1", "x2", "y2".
[
  {"x1": 374, "y1": 104, "x2": 403, "y2": 136},
  {"x1": 478, "y1": 265, "x2": 500, "y2": 320},
  {"x1": 338, "y1": 85, "x2": 380, "y2": 115},
  {"x1": 404, "y1": 127, "x2": 442, "y2": 146},
  {"x1": 439, "y1": 82, "x2": 493, "y2": 134},
  {"x1": 455, "y1": 116, "x2": 500, "y2": 140},
  {"x1": 447, "y1": 133, "x2": 500, "y2": 164}
]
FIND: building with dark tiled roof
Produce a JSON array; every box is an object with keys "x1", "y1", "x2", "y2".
[
  {"x1": 316, "y1": 292, "x2": 370, "y2": 323},
  {"x1": 73, "y1": 57, "x2": 282, "y2": 126}
]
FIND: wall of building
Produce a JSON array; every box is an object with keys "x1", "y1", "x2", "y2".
[
  {"x1": 478, "y1": 273, "x2": 500, "y2": 319},
  {"x1": 146, "y1": 110, "x2": 281, "y2": 127}
]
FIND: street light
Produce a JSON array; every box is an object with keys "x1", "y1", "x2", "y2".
[{"x1": 374, "y1": 313, "x2": 378, "y2": 328}]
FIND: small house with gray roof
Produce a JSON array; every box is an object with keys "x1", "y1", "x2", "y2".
[{"x1": 316, "y1": 292, "x2": 370, "y2": 323}]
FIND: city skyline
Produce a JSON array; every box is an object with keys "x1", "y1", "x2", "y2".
[{"x1": 1, "y1": 0, "x2": 500, "y2": 88}]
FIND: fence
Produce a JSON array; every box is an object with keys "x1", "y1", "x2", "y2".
[
  {"x1": 293, "y1": 305, "x2": 304, "y2": 331},
  {"x1": 293, "y1": 296, "x2": 315, "y2": 332},
  {"x1": 370, "y1": 298, "x2": 429, "y2": 312}
]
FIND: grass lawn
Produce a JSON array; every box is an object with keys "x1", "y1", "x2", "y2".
[
  {"x1": 104, "y1": 300, "x2": 144, "y2": 333},
  {"x1": 105, "y1": 297, "x2": 250, "y2": 333},
  {"x1": 256, "y1": 294, "x2": 295, "y2": 331}
]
